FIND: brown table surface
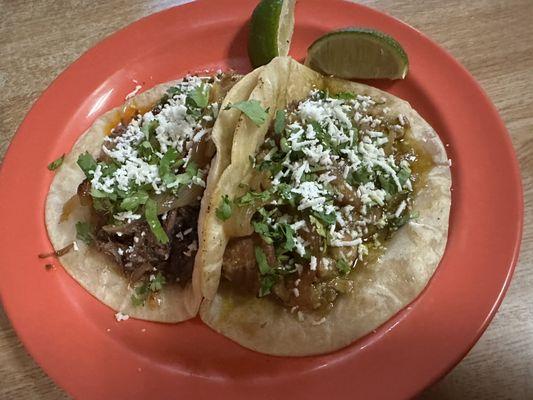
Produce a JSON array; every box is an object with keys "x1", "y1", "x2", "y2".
[{"x1": 1, "y1": 0, "x2": 532, "y2": 398}]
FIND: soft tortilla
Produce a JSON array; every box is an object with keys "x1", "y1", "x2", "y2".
[
  {"x1": 198, "y1": 57, "x2": 451, "y2": 354},
  {"x1": 45, "y1": 69, "x2": 261, "y2": 322}
]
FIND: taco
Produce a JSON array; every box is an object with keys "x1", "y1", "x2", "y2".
[
  {"x1": 45, "y1": 68, "x2": 262, "y2": 322},
  {"x1": 197, "y1": 57, "x2": 451, "y2": 355}
]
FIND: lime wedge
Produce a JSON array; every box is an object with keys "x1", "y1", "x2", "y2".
[
  {"x1": 305, "y1": 28, "x2": 409, "y2": 79},
  {"x1": 248, "y1": 0, "x2": 296, "y2": 68}
]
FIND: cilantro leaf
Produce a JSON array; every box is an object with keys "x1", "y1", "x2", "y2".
[
  {"x1": 254, "y1": 246, "x2": 272, "y2": 275},
  {"x1": 131, "y1": 293, "x2": 145, "y2": 307},
  {"x1": 187, "y1": 83, "x2": 210, "y2": 108},
  {"x1": 90, "y1": 187, "x2": 111, "y2": 199},
  {"x1": 312, "y1": 211, "x2": 336, "y2": 227},
  {"x1": 309, "y1": 215, "x2": 327, "y2": 237},
  {"x1": 149, "y1": 272, "x2": 166, "y2": 292},
  {"x1": 280, "y1": 137, "x2": 291, "y2": 153},
  {"x1": 276, "y1": 183, "x2": 295, "y2": 206},
  {"x1": 252, "y1": 221, "x2": 273, "y2": 244},
  {"x1": 158, "y1": 148, "x2": 179, "y2": 177},
  {"x1": 350, "y1": 167, "x2": 372, "y2": 185},
  {"x1": 279, "y1": 224, "x2": 295, "y2": 252},
  {"x1": 378, "y1": 174, "x2": 397, "y2": 195},
  {"x1": 131, "y1": 272, "x2": 167, "y2": 306},
  {"x1": 226, "y1": 100, "x2": 268, "y2": 126},
  {"x1": 171, "y1": 172, "x2": 193, "y2": 187},
  {"x1": 138, "y1": 141, "x2": 155, "y2": 161},
  {"x1": 237, "y1": 190, "x2": 271, "y2": 205},
  {"x1": 186, "y1": 161, "x2": 199, "y2": 175},
  {"x1": 336, "y1": 258, "x2": 351, "y2": 275},
  {"x1": 141, "y1": 120, "x2": 159, "y2": 140},
  {"x1": 166, "y1": 86, "x2": 182, "y2": 97},
  {"x1": 274, "y1": 110, "x2": 286, "y2": 135},
  {"x1": 144, "y1": 198, "x2": 169, "y2": 244},
  {"x1": 392, "y1": 210, "x2": 419, "y2": 228},
  {"x1": 215, "y1": 195, "x2": 232, "y2": 221},
  {"x1": 93, "y1": 197, "x2": 114, "y2": 213},
  {"x1": 333, "y1": 92, "x2": 356, "y2": 100},
  {"x1": 77, "y1": 152, "x2": 97, "y2": 178},
  {"x1": 75, "y1": 221, "x2": 94, "y2": 245},
  {"x1": 259, "y1": 274, "x2": 277, "y2": 297},
  {"x1": 47, "y1": 154, "x2": 65, "y2": 171},
  {"x1": 398, "y1": 166, "x2": 411, "y2": 186},
  {"x1": 120, "y1": 190, "x2": 149, "y2": 211}
]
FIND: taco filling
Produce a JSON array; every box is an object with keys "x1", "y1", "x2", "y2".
[
  {"x1": 219, "y1": 89, "x2": 433, "y2": 314},
  {"x1": 72, "y1": 72, "x2": 239, "y2": 306}
]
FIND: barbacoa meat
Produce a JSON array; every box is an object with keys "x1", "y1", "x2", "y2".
[{"x1": 94, "y1": 205, "x2": 199, "y2": 285}]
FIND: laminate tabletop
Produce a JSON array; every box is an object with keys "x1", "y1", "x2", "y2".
[{"x1": 1, "y1": 0, "x2": 531, "y2": 399}]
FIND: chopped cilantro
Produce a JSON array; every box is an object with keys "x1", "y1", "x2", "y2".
[
  {"x1": 144, "y1": 198, "x2": 169, "y2": 244},
  {"x1": 120, "y1": 190, "x2": 149, "y2": 211},
  {"x1": 131, "y1": 292, "x2": 145, "y2": 307},
  {"x1": 312, "y1": 210, "x2": 336, "y2": 227},
  {"x1": 47, "y1": 154, "x2": 64, "y2": 171},
  {"x1": 215, "y1": 195, "x2": 232, "y2": 221},
  {"x1": 166, "y1": 86, "x2": 182, "y2": 97},
  {"x1": 93, "y1": 197, "x2": 114, "y2": 213},
  {"x1": 141, "y1": 120, "x2": 159, "y2": 140},
  {"x1": 280, "y1": 137, "x2": 291, "y2": 153},
  {"x1": 186, "y1": 161, "x2": 199, "y2": 175},
  {"x1": 274, "y1": 110, "x2": 286, "y2": 135},
  {"x1": 309, "y1": 215, "x2": 327, "y2": 237},
  {"x1": 149, "y1": 272, "x2": 166, "y2": 291},
  {"x1": 259, "y1": 274, "x2": 277, "y2": 297},
  {"x1": 333, "y1": 92, "x2": 356, "y2": 100},
  {"x1": 172, "y1": 171, "x2": 193, "y2": 186},
  {"x1": 276, "y1": 183, "x2": 295, "y2": 206},
  {"x1": 336, "y1": 258, "x2": 351, "y2": 275},
  {"x1": 90, "y1": 187, "x2": 112, "y2": 199},
  {"x1": 398, "y1": 166, "x2": 411, "y2": 186},
  {"x1": 237, "y1": 189, "x2": 271, "y2": 205},
  {"x1": 226, "y1": 100, "x2": 268, "y2": 126},
  {"x1": 75, "y1": 221, "x2": 94, "y2": 245},
  {"x1": 158, "y1": 148, "x2": 179, "y2": 177},
  {"x1": 392, "y1": 210, "x2": 419, "y2": 228},
  {"x1": 279, "y1": 224, "x2": 295, "y2": 252},
  {"x1": 254, "y1": 246, "x2": 272, "y2": 275},
  {"x1": 350, "y1": 167, "x2": 372, "y2": 185},
  {"x1": 378, "y1": 174, "x2": 397, "y2": 195},
  {"x1": 187, "y1": 83, "x2": 210, "y2": 108},
  {"x1": 77, "y1": 152, "x2": 97, "y2": 178},
  {"x1": 131, "y1": 272, "x2": 166, "y2": 306},
  {"x1": 252, "y1": 221, "x2": 273, "y2": 244},
  {"x1": 138, "y1": 141, "x2": 155, "y2": 161}
]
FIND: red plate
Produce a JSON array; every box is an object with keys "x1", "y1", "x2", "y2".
[{"x1": 0, "y1": 1, "x2": 522, "y2": 399}]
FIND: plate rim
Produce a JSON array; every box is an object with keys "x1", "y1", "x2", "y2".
[{"x1": 0, "y1": 0, "x2": 523, "y2": 398}]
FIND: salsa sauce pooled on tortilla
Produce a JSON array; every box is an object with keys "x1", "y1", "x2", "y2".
[{"x1": 220, "y1": 89, "x2": 433, "y2": 314}]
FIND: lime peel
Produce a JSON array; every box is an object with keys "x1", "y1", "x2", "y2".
[
  {"x1": 305, "y1": 28, "x2": 409, "y2": 80},
  {"x1": 248, "y1": 0, "x2": 296, "y2": 68}
]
